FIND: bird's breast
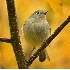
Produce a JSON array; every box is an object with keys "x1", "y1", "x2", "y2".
[{"x1": 23, "y1": 22, "x2": 50, "y2": 47}]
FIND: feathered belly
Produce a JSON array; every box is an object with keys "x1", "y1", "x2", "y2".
[{"x1": 23, "y1": 23, "x2": 50, "y2": 47}]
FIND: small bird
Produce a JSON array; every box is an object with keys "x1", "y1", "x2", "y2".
[{"x1": 22, "y1": 10, "x2": 51, "y2": 62}]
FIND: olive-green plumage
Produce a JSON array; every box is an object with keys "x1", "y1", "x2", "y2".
[{"x1": 22, "y1": 10, "x2": 51, "y2": 62}]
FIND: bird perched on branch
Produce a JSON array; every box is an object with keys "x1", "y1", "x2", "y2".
[{"x1": 22, "y1": 10, "x2": 51, "y2": 62}]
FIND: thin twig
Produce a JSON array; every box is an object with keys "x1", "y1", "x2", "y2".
[
  {"x1": 6, "y1": 0, "x2": 28, "y2": 69},
  {"x1": 0, "y1": 37, "x2": 11, "y2": 43},
  {"x1": 27, "y1": 16, "x2": 70, "y2": 66}
]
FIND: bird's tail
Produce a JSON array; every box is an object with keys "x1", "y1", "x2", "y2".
[{"x1": 39, "y1": 49, "x2": 50, "y2": 62}]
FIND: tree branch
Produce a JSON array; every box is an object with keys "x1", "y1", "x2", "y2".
[
  {"x1": 27, "y1": 16, "x2": 70, "y2": 66},
  {"x1": 0, "y1": 37, "x2": 11, "y2": 43},
  {"x1": 1, "y1": 0, "x2": 69, "y2": 68},
  {"x1": 6, "y1": 0, "x2": 28, "y2": 69}
]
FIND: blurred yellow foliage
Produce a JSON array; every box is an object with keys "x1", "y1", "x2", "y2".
[
  {"x1": 0, "y1": 0, "x2": 70, "y2": 69},
  {"x1": 44, "y1": 0, "x2": 70, "y2": 19},
  {"x1": 44, "y1": 0, "x2": 63, "y2": 16}
]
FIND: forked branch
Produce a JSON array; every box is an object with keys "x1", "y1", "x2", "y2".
[{"x1": 0, "y1": 0, "x2": 70, "y2": 69}]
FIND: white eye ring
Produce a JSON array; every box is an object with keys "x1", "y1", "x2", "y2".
[{"x1": 36, "y1": 12, "x2": 39, "y2": 15}]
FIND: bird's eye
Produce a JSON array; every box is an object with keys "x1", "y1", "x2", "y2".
[{"x1": 36, "y1": 12, "x2": 40, "y2": 15}]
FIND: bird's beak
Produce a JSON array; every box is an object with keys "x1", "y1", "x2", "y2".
[{"x1": 44, "y1": 11, "x2": 48, "y2": 15}]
